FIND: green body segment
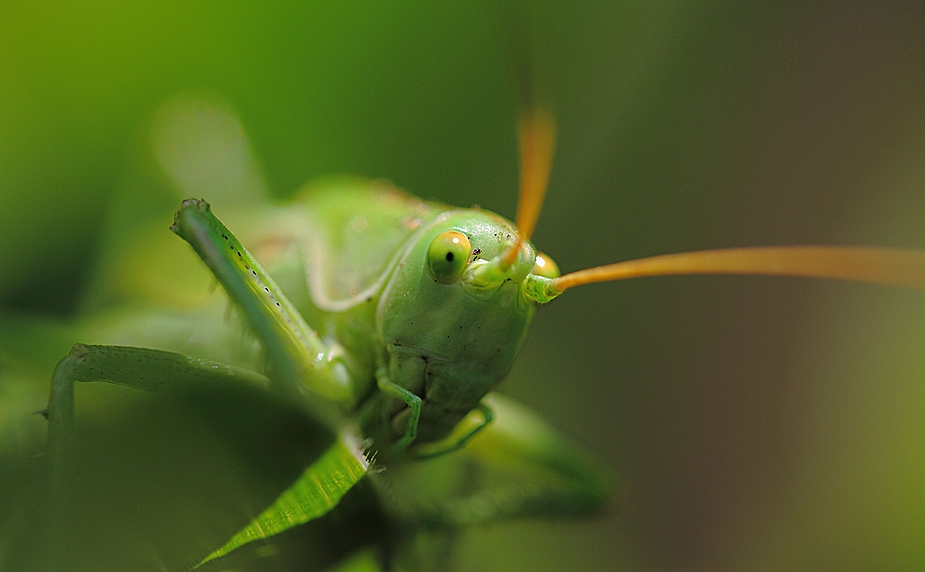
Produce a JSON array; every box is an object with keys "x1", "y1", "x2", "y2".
[
  {"x1": 269, "y1": 178, "x2": 538, "y2": 447},
  {"x1": 171, "y1": 198, "x2": 352, "y2": 406},
  {"x1": 285, "y1": 178, "x2": 446, "y2": 308}
]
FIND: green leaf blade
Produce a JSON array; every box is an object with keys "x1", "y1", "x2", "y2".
[{"x1": 197, "y1": 430, "x2": 371, "y2": 567}]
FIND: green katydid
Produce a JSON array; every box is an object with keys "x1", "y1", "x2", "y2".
[{"x1": 41, "y1": 100, "x2": 925, "y2": 570}]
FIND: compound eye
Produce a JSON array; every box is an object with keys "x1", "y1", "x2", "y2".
[
  {"x1": 426, "y1": 231, "x2": 472, "y2": 284},
  {"x1": 532, "y1": 251, "x2": 561, "y2": 278}
]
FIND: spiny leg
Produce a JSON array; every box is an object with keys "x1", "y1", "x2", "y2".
[
  {"x1": 171, "y1": 198, "x2": 355, "y2": 407},
  {"x1": 374, "y1": 368, "x2": 493, "y2": 459},
  {"x1": 374, "y1": 372, "x2": 493, "y2": 459},
  {"x1": 376, "y1": 370, "x2": 422, "y2": 456}
]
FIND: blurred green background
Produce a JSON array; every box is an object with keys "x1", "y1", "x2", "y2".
[{"x1": 3, "y1": 1, "x2": 925, "y2": 570}]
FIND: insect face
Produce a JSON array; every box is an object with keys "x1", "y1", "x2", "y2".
[{"x1": 376, "y1": 208, "x2": 538, "y2": 442}]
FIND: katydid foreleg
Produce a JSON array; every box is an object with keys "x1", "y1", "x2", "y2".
[
  {"x1": 170, "y1": 198, "x2": 357, "y2": 408},
  {"x1": 375, "y1": 367, "x2": 423, "y2": 455}
]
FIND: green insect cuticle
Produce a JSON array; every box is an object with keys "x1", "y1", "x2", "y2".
[{"x1": 222, "y1": 229, "x2": 308, "y2": 340}]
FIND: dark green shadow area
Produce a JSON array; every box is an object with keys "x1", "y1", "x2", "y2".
[{"x1": 3, "y1": 379, "x2": 337, "y2": 571}]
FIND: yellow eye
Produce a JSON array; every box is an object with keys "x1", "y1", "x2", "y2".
[
  {"x1": 426, "y1": 231, "x2": 472, "y2": 284},
  {"x1": 532, "y1": 252, "x2": 560, "y2": 278}
]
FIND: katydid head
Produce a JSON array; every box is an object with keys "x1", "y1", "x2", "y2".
[
  {"x1": 368, "y1": 110, "x2": 563, "y2": 446},
  {"x1": 377, "y1": 209, "x2": 540, "y2": 443}
]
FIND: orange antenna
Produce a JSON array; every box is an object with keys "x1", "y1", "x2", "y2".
[
  {"x1": 515, "y1": 106, "x2": 556, "y2": 240},
  {"x1": 535, "y1": 246, "x2": 925, "y2": 299},
  {"x1": 503, "y1": 106, "x2": 556, "y2": 267}
]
